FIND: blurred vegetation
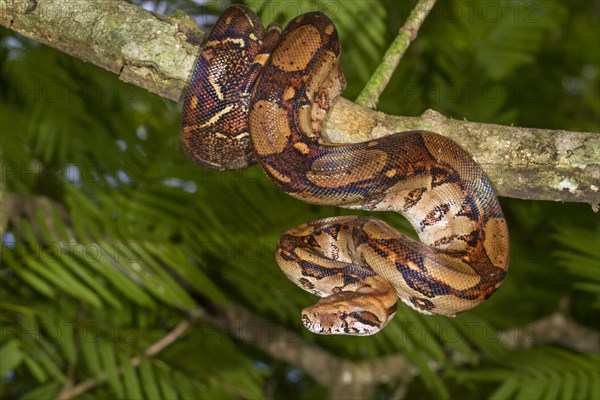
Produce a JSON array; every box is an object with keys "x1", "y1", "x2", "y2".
[{"x1": 1, "y1": 0, "x2": 599, "y2": 399}]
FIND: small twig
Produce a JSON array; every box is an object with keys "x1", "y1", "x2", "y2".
[
  {"x1": 143, "y1": 318, "x2": 191, "y2": 357},
  {"x1": 55, "y1": 319, "x2": 194, "y2": 400},
  {"x1": 355, "y1": 0, "x2": 438, "y2": 108}
]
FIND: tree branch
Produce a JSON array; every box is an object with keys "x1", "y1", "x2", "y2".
[
  {"x1": 498, "y1": 297, "x2": 600, "y2": 353},
  {"x1": 326, "y1": 102, "x2": 599, "y2": 205},
  {"x1": 0, "y1": 0, "x2": 204, "y2": 101},
  {"x1": 1, "y1": 0, "x2": 598, "y2": 204},
  {"x1": 355, "y1": 0, "x2": 438, "y2": 108},
  {"x1": 196, "y1": 302, "x2": 416, "y2": 399}
]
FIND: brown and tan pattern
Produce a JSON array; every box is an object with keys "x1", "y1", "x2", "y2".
[{"x1": 181, "y1": 5, "x2": 510, "y2": 335}]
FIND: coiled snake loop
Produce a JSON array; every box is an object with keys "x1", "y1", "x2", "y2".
[{"x1": 181, "y1": 5, "x2": 510, "y2": 335}]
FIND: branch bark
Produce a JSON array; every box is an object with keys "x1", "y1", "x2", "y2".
[
  {"x1": 1, "y1": 0, "x2": 598, "y2": 205},
  {"x1": 0, "y1": 0, "x2": 204, "y2": 101}
]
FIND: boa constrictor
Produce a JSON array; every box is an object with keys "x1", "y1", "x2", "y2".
[{"x1": 181, "y1": 5, "x2": 510, "y2": 335}]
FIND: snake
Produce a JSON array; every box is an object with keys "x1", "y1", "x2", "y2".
[{"x1": 181, "y1": 5, "x2": 510, "y2": 335}]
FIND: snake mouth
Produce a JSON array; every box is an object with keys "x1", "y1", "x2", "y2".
[
  {"x1": 301, "y1": 313, "x2": 313, "y2": 327},
  {"x1": 301, "y1": 310, "x2": 382, "y2": 336},
  {"x1": 301, "y1": 312, "x2": 339, "y2": 335}
]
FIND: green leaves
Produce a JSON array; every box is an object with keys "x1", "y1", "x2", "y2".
[
  {"x1": 138, "y1": 358, "x2": 161, "y2": 399},
  {"x1": 0, "y1": 307, "x2": 265, "y2": 400},
  {"x1": 0, "y1": 339, "x2": 23, "y2": 376},
  {"x1": 100, "y1": 340, "x2": 125, "y2": 397},
  {"x1": 553, "y1": 224, "x2": 600, "y2": 308},
  {"x1": 457, "y1": 347, "x2": 600, "y2": 400},
  {"x1": 472, "y1": 0, "x2": 566, "y2": 80}
]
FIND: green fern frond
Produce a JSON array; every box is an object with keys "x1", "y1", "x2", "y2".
[
  {"x1": 553, "y1": 224, "x2": 600, "y2": 308},
  {"x1": 0, "y1": 303, "x2": 265, "y2": 399},
  {"x1": 456, "y1": 347, "x2": 600, "y2": 400},
  {"x1": 468, "y1": 0, "x2": 567, "y2": 80}
]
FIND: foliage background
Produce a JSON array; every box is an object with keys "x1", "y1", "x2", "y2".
[{"x1": 1, "y1": 0, "x2": 599, "y2": 399}]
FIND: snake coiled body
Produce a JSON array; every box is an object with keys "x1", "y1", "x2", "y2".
[{"x1": 181, "y1": 6, "x2": 510, "y2": 335}]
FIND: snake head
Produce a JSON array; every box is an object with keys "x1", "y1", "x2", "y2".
[{"x1": 301, "y1": 291, "x2": 396, "y2": 336}]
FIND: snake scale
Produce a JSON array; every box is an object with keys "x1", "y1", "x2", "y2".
[{"x1": 181, "y1": 5, "x2": 510, "y2": 335}]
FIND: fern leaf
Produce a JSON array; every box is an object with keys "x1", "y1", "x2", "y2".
[
  {"x1": 457, "y1": 347, "x2": 600, "y2": 400},
  {"x1": 553, "y1": 224, "x2": 600, "y2": 308}
]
